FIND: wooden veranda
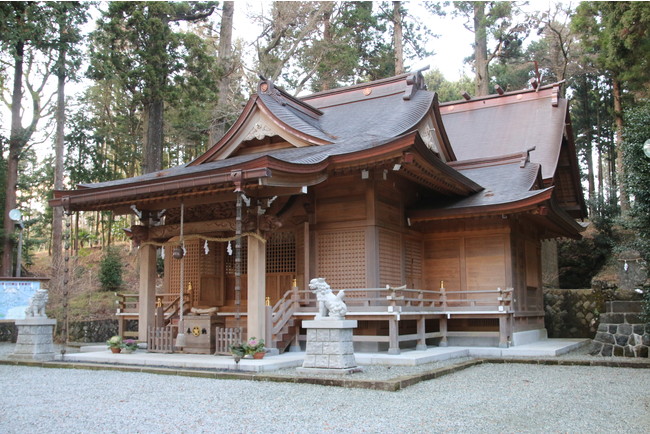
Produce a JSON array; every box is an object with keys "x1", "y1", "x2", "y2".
[{"x1": 117, "y1": 282, "x2": 513, "y2": 354}]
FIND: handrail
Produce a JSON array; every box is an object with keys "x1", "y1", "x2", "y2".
[{"x1": 289, "y1": 286, "x2": 513, "y2": 314}]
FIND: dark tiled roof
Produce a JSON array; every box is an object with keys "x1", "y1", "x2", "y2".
[
  {"x1": 415, "y1": 160, "x2": 547, "y2": 212},
  {"x1": 80, "y1": 79, "x2": 436, "y2": 189},
  {"x1": 441, "y1": 93, "x2": 566, "y2": 180}
]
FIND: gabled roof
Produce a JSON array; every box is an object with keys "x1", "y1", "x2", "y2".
[
  {"x1": 407, "y1": 152, "x2": 583, "y2": 238},
  {"x1": 441, "y1": 83, "x2": 565, "y2": 180},
  {"x1": 193, "y1": 71, "x2": 453, "y2": 164},
  {"x1": 50, "y1": 73, "x2": 585, "y2": 237},
  {"x1": 440, "y1": 83, "x2": 586, "y2": 219}
]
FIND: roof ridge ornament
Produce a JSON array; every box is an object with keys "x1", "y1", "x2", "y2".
[
  {"x1": 258, "y1": 77, "x2": 274, "y2": 94},
  {"x1": 403, "y1": 71, "x2": 426, "y2": 100},
  {"x1": 522, "y1": 146, "x2": 536, "y2": 168}
]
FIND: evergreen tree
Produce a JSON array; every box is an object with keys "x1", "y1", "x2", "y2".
[
  {"x1": 0, "y1": 3, "x2": 65, "y2": 275},
  {"x1": 573, "y1": 2, "x2": 650, "y2": 214},
  {"x1": 452, "y1": 1, "x2": 531, "y2": 96},
  {"x1": 88, "y1": 1, "x2": 218, "y2": 174}
]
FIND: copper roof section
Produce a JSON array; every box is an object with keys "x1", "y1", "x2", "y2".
[{"x1": 441, "y1": 82, "x2": 586, "y2": 218}]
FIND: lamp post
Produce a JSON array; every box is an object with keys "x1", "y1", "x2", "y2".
[
  {"x1": 643, "y1": 139, "x2": 650, "y2": 159},
  {"x1": 9, "y1": 209, "x2": 23, "y2": 277}
]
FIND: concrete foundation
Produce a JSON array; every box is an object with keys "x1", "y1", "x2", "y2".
[{"x1": 9, "y1": 317, "x2": 57, "y2": 361}]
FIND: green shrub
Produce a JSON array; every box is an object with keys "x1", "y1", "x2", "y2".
[{"x1": 99, "y1": 247, "x2": 124, "y2": 292}]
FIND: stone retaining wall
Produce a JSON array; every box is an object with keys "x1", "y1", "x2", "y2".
[
  {"x1": 543, "y1": 289, "x2": 604, "y2": 338},
  {"x1": 0, "y1": 319, "x2": 118, "y2": 343},
  {"x1": 590, "y1": 304, "x2": 649, "y2": 358}
]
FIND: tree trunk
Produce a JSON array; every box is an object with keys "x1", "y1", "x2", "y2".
[
  {"x1": 143, "y1": 98, "x2": 164, "y2": 174},
  {"x1": 612, "y1": 78, "x2": 629, "y2": 213},
  {"x1": 320, "y1": 8, "x2": 333, "y2": 90},
  {"x1": 52, "y1": 43, "x2": 66, "y2": 271},
  {"x1": 473, "y1": 3, "x2": 489, "y2": 96},
  {"x1": 596, "y1": 107, "x2": 604, "y2": 202},
  {"x1": 209, "y1": 1, "x2": 234, "y2": 146},
  {"x1": 2, "y1": 41, "x2": 25, "y2": 276},
  {"x1": 393, "y1": 1, "x2": 404, "y2": 75}
]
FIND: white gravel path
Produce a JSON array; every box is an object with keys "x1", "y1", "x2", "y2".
[{"x1": 0, "y1": 363, "x2": 648, "y2": 433}]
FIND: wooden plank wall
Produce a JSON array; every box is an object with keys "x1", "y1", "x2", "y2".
[
  {"x1": 509, "y1": 217, "x2": 545, "y2": 332},
  {"x1": 421, "y1": 218, "x2": 511, "y2": 303}
]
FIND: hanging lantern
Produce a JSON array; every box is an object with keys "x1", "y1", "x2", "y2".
[{"x1": 172, "y1": 246, "x2": 184, "y2": 259}]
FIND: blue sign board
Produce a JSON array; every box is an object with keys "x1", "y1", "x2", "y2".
[{"x1": 0, "y1": 281, "x2": 42, "y2": 320}]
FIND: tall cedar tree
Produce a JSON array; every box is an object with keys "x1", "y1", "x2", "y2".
[
  {"x1": 573, "y1": 2, "x2": 650, "y2": 214},
  {"x1": 89, "y1": 2, "x2": 217, "y2": 174},
  {"x1": 51, "y1": 2, "x2": 89, "y2": 275},
  {"x1": 453, "y1": 1, "x2": 530, "y2": 96},
  {"x1": 0, "y1": 3, "x2": 61, "y2": 275}
]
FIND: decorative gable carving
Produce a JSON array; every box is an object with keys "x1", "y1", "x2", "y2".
[{"x1": 245, "y1": 122, "x2": 276, "y2": 141}]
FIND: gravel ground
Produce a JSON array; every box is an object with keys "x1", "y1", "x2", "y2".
[{"x1": 1, "y1": 354, "x2": 649, "y2": 433}]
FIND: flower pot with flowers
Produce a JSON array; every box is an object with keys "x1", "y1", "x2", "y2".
[
  {"x1": 107, "y1": 335, "x2": 123, "y2": 353},
  {"x1": 122, "y1": 339, "x2": 138, "y2": 353},
  {"x1": 244, "y1": 337, "x2": 266, "y2": 359}
]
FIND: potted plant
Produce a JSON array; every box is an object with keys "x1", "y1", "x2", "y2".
[
  {"x1": 122, "y1": 339, "x2": 138, "y2": 353},
  {"x1": 244, "y1": 337, "x2": 266, "y2": 359},
  {"x1": 230, "y1": 342, "x2": 246, "y2": 363},
  {"x1": 106, "y1": 335, "x2": 122, "y2": 353}
]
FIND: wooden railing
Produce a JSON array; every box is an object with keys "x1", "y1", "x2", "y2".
[
  {"x1": 115, "y1": 292, "x2": 191, "y2": 340},
  {"x1": 115, "y1": 293, "x2": 139, "y2": 315},
  {"x1": 155, "y1": 292, "x2": 191, "y2": 327},
  {"x1": 215, "y1": 327, "x2": 242, "y2": 355},
  {"x1": 298, "y1": 286, "x2": 514, "y2": 314},
  {"x1": 266, "y1": 284, "x2": 306, "y2": 349}
]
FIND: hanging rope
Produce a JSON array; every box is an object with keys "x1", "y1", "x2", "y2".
[{"x1": 140, "y1": 232, "x2": 266, "y2": 248}]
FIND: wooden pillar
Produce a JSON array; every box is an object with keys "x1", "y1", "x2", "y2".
[
  {"x1": 388, "y1": 317, "x2": 400, "y2": 354},
  {"x1": 138, "y1": 244, "x2": 157, "y2": 341},
  {"x1": 416, "y1": 317, "x2": 427, "y2": 350},
  {"x1": 498, "y1": 315, "x2": 510, "y2": 348},
  {"x1": 439, "y1": 316, "x2": 448, "y2": 347},
  {"x1": 247, "y1": 235, "x2": 266, "y2": 342}
]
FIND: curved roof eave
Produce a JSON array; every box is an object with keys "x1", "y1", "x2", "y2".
[{"x1": 407, "y1": 187, "x2": 554, "y2": 221}]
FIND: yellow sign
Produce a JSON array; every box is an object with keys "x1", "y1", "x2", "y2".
[{"x1": 192, "y1": 326, "x2": 201, "y2": 337}]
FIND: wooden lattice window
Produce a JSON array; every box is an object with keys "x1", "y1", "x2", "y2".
[
  {"x1": 379, "y1": 229, "x2": 402, "y2": 287},
  {"x1": 225, "y1": 241, "x2": 247, "y2": 275},
  {"x1": 317, "y1": 230, "x2": 366, "y2": 290},
  {"x1": 224, "y1": 231, "x2": 296, "y2": 274},
  {"x1": 266, "y1": 231, "x2": 296, "y2": 273}
]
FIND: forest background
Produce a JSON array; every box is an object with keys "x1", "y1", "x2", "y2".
[{"x1": 1, "y1": 1, "x2": 650, "y2": 318}]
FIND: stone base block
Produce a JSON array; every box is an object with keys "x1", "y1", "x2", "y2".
[
  {"x1": 10, "y1": 317, "x2": 56, "y2": 362},
  {"x1": 297, "y1": 366, "x2": 363, "y2": 376},
  {"x1": 302, "y1": 319, "x2": 359, "y2": 371},
  {"x1": 512, "y1": 328, "x2": 548, "y2": 346}
]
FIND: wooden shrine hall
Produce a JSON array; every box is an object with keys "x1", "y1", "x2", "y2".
[{"x1": 51, "y1": 71, "x2": 585, "y2": 354}]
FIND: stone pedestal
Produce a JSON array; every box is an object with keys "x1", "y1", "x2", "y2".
[
  {"x1": 9, "y1": 317, "x2": 57, "y2": 361},
  {"x1": 298, "y1": 319, "x2": 361, "y2": 375}
]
